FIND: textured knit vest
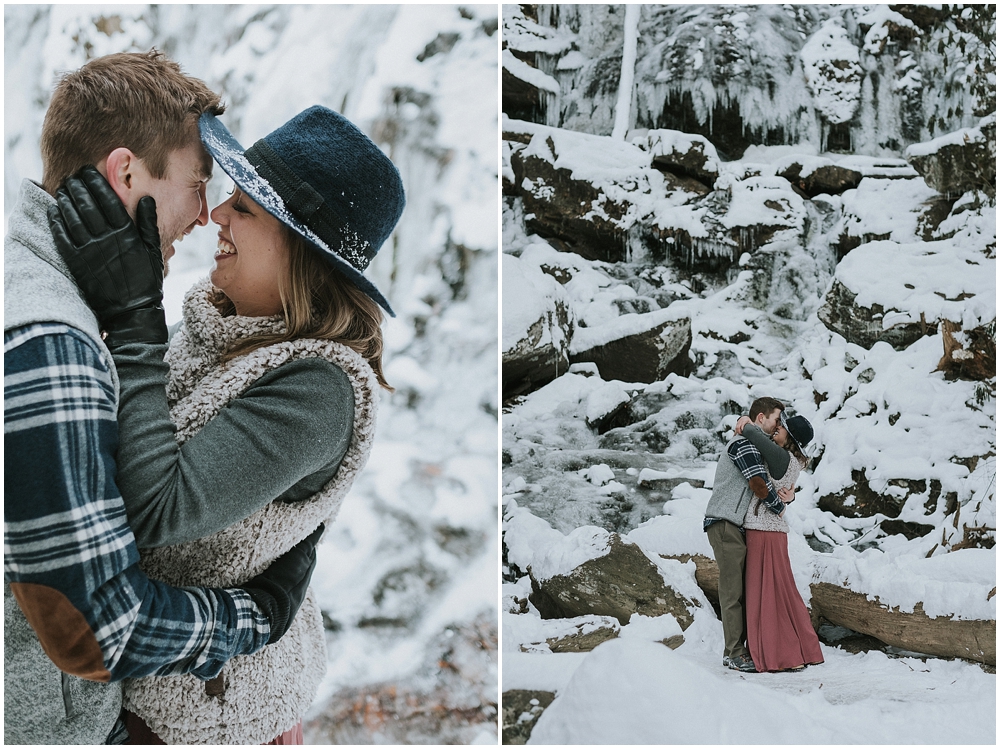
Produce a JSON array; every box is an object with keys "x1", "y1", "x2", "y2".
[{"x1": 122, "y1": 279, "x2": 378, "y2": 744}]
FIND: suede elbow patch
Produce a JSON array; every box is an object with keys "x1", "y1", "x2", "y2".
[{"x1": 10, "y1": 582, "x2": 111, "y2": 682}]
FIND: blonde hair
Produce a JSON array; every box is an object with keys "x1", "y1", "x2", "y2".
[
  {"x1": 41, "y1": 50, "x2": 223, "y2": 194},
  {"x1": 212, "y1": 227, "x2": 392, "y2": 390}
]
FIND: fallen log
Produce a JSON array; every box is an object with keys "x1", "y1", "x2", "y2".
[{"x1": 810, "y1": 582, "x2": 995, "y2": 666}]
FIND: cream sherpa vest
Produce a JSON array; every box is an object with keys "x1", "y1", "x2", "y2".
[
  {"x1": 744, "y1": 458, "x2": 802, "y2": 534},
  {"x1": 123, "y1": 280, "x2": 378, "y2": 744}
]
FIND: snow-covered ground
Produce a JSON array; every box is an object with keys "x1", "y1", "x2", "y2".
[
  {"x1": 6, "y1": 5, "x2": 498, "y2": 742},
  {"x1": 505, "y1": 638, "x2": 995, "y2": 744}
]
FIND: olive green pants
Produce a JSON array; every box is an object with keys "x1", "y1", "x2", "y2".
[{"x1": 706, "y1": 519, "x2": 750, "y2": 660}]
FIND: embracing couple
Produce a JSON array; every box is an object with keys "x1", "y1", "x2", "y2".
[
  {"x1": 5, "y1": 51, "x2": 403, "y2": 744},
  {"x1": 704, "y1": 397, "x2": 824, "y2": 674}
]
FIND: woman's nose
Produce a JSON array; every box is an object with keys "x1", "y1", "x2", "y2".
[{"x1": 210, "y1": 198, "x2": 229, "y2": 226}]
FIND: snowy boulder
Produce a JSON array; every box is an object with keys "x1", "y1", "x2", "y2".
[
  {"x1": 816, "y1": 469, "x2": 952, "y2": 520},
  {"x1": 834, "y1": 177, "x2": 939, "y2": 258},
  {"x1": 775, "y1": 156, "x2": 862, "y2": 198},
  {"x1": 800, "y1": 18, "x2": 862, "y2": 125},
  {"x1": 644, "y1": 129, "x2": 719, "y2": 189},
  {"x1": 510, "y1": 124, "x2": 699, "y2": 263},
  {"x1": 529, "y1": 534, "x2": 698, "y2": 628},
  {"x1": 569, "y1": 310, "x2": 692, "y2": 384},
  {"x1": 584, "y1": 381, "x2": 631, "y2": 433},
  {"x1": 502, "y1": 253, "x2": 574, "y2": 399},
  {"x1": 906, "y1": 115, "x2": 996, "y2": 198},
  {"x1": 817, "y1": 239, "x2": 995, "y2": 350}
]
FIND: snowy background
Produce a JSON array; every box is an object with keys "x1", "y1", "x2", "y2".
[
  {"x1": 5, "y1": 5, "x2": 498, "y2": 743},
  {"x1": 502, "y1": 4, "x2": 995, "y2": 744}
]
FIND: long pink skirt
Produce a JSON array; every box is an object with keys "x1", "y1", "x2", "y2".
[
  {"x1": 124, "y1": 710, "x2": 303, "y2": 744},
  {"x1": 745, "y1": 529, "x2": 824, "y2": 672}
]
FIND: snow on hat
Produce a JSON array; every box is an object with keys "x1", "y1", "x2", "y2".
[
  {"x1": 780, "y1": 411, "x2": 814, "y2": 455},
  {"x1": 199, "y1": 106, "x2": 405, "y2": 316}
]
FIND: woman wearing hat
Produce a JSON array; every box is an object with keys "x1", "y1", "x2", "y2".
[
  {"x1": 48, "y1": 106, "x2": 404, "y2": 744},
  {"x1": 735, "y1": 411, "x2": 824, "y2": 673}
]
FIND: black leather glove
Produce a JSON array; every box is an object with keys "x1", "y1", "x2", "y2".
[
  {"x1": 47, "y1": 165, "x2": 167, "y2": 349},
  {"x1": 242, "y1": 524, "x2": 324, "y2": 645}
]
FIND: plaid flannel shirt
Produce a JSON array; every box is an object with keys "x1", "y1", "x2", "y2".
[
  {"x1": 4, "y1": 323, "x2": 270, "y2": 682},
  {"x1": 726, "y1": 436, "x2": 785, "y2": 516}
]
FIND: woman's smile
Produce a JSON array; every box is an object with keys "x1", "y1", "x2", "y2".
[{"x1": 215, "y1": 235, "x2": 237, "y2": 259}]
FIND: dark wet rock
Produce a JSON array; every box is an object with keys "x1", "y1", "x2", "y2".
[
  {"x1": 777, "y1": 160, "x2": 863, "y2": 197},
  {"x1": 571, "y1": 316, "x2": 692, "y2": 384},
  {"x1": 880, "y1": 518, "x2": 936, "y2": 540},
  {"x1": 816, "y1": 470, "x2": 934, "y2": 519},
  {"x1": 529, "y1": 534, "x2": 697, "y2": 627},
  {"x1": 906, "y1": 116, "x2": 996, "y2": 198},
  {"x1": 818, "y1": 279, "x2": 936, "y2": 350},
  {"x1": 502, "y1": 690, "x2": 555, "y2": 745}
]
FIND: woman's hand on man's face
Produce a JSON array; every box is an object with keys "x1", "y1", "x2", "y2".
[{"x1": 734, "y1": 415, "x2": 752, "y2": 435}]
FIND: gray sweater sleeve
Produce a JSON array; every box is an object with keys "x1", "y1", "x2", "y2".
[
  {"x1": 111, "y1": 342, "x2": 354, "y2": 548},
  {"x1": 741, "y1": 424, "x2": 790, "y2": 480}
]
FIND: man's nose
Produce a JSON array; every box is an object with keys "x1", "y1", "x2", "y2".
[{"x1": 195, "y1": 182, "x2": 209, "y2": 226}]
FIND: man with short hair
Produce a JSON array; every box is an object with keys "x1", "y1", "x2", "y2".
[
  {"x1": 703, "y1": 396, "x2": 788, "y2": 672},
  {"x1": 4, "y1": 50, "x2": 317, "y2": 744}
]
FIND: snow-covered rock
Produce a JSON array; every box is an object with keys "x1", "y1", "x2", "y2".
[
  {"x1": 570, "y1": 310, "x2": 692, "y2": 384},
  {"x1": 502, "y1": 253, "x2": 574, "y2": 398},
  {"x1": 644, "y1": 129, "x2": 720, "y2": 189},
  {"x1": 818, "y1": 238, "x2": 995, "y2": 350},
  {"x1": 800, "y1": 18, "x2": 862, "y2": 125},
  {"x1": 906, "y1": 114, "x2": 997, "y2": 198},
  {"x1": 774, "y1": 155, "x2": 862, "y2": 198}
]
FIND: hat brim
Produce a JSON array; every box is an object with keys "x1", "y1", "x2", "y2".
[
  {"x1": 198, "y1": 113, "x2": 395, "y2": 317},
  {"x1": 779, "y1": 411, "x2": 812, "y2": 457}
]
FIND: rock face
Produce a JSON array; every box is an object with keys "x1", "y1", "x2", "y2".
[
  {"x1": 818, "y1": 279, "x2": 934, "y2": 350},
  {"x1": 528, "y1": 534, "x2": 697, "y2": 628},
  {"x1": 816, "y1": 470, "x2": 958, "y2": 521},
  {"x1": 936, "y1": 319, "x2": 997, "y2": 382},
  {"x1": 502, "y1": 254, "x2": 575, "y2": 399},
  {"x1": 571, "y1": 316, "x2": 692, "y2": 383},
  {"x1": 501, "y1": 690, "x2": 555, "y2": 745},
  {"x1": 907, "y1": 116, "x2": 997, "y2": 198}
]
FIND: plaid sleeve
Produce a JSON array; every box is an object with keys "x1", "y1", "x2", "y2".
[
  {"x1": 4, "y1": 324, "x2": 271, "y2": 682},
  {"x1": 727, "y1": 437, "x2": 785, "y2": 515}
]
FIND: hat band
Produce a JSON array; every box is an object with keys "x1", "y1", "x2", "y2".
[{"x1": 244, "y1": 139, "x2": 377, "y2": 271}]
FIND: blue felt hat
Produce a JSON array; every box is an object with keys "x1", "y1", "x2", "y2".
[
  {"x1": 199, "y1": 106, "x2": 405, "y2": 316},
  {"x1": 780, "y1": 411, "x2": 814, "y2": 456}
]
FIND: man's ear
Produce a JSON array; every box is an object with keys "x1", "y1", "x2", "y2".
[{"x1": 101, "y1": 148, "x2": 138, "y2": 208}]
